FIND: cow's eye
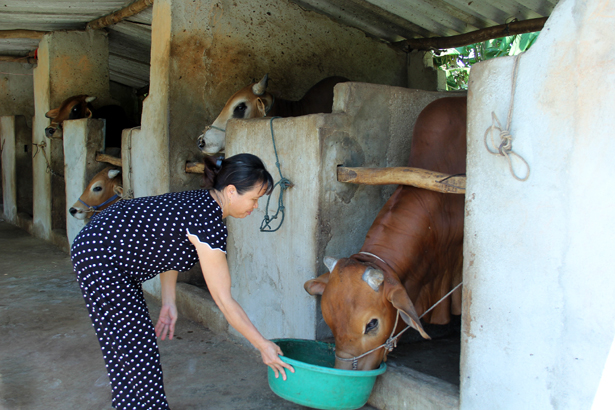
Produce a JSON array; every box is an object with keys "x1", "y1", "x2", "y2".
[
  {"x1": 93, "y1": 186, "x2": 103, "y2": 192},
  {"x1": 72, "y1": 105, "x2": 79, "y2": 112},
  {"x1": 365, "y1": 319, "x2": 378, "y2": 334},
  {"x1": 233, "y1": 102, "x2": 247, "y2": 118}
]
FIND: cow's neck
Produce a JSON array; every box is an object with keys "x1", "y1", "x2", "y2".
[{"x1": 359, "y1": 185, "x2": 463, "y2": 289}]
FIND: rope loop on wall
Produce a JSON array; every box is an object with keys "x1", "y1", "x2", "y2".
[
  {"x1": 33, "y1": 140, "x2": 64, "y2": 179},
  {"x1": 483, "y1": 55, "x2": 530, "y2": 182},
  {"x1": 260, "y1": 117, "x2": 293, "y2": 233}
]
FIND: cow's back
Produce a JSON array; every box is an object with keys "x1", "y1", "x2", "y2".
[
  {"x1": 409, "y1": 96, "x2": 467, "y2": 174},
  {"x1": 362, "y1": 96, "x2": 467, "y2": 324}
]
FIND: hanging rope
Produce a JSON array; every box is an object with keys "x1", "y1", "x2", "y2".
[
  {"x1": 33, "y1": 140, "x2": 64, "y2": 178},
  {"x1": 483, "y1": 55, "x2": 530, "y2": 181},
  {"x1": 260, "y1": 117, "x2": 293, "y2": 233}
]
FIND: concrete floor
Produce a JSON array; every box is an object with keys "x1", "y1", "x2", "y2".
[{"x1": 0, "y1": 220, "x2": 376, "y2": 410}]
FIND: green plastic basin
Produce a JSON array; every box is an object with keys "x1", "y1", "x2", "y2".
[{"x1": 268, "y1": 338, "x2": 387, "y2": 410}]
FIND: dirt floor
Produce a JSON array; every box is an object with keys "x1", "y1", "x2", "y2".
[{"x1": 0, "y1": 220, "x2": 377, "y2": 410}]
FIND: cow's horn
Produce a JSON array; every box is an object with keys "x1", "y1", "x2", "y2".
[
  {"x1": 85, "y1": 96, "x2": 96, "y2": 103},
  {"x1": 362, "y1": 267, "x2": 384, "y2": 292},
  {"x1": 323, "y1": 256, "x2": 338, "y2": 273},
  {"x1": 252, "y1": 74, "x2": 268, "y2": 96},
  {"x1": 108, "y1": 169, "x2": 121, "y2": 179}
]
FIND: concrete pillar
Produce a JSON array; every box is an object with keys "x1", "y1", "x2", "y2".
[
  {"x1": 461, "y1": 0, "x2": 615, "y2": 408},
  {"x1": 62, "y1": 118, "x2": 105, "y2": 246},
  {"x1": 225, "y1": 83, "x2": 451, "y2": 341},
  {"x1": 407, "y1": 50, "x2": 442, "y2": 91},
  {"x1": 32, "y1": 30, "x2": 111, "y2": 246},
  {"x1": 1, "y1": 116, "x2": 17, "y2": 222},
  {"x1": 1, "y1": 115, "x2": 33, "y2": 233}
]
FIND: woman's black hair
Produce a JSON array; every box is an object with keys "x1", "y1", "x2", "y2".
[{"x1": 203, "y1": 153, "x2": 274, "y2": 195}]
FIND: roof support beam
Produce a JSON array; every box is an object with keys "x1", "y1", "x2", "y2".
[
  {"x1": 399, "y1": 17, "x2": 548, "y2": 51},
  {"x1": 0, "y1": 55, "x2": 37, "y2": 64},
  {"x1": 0, "y1": 30, "x2": 47, "y2": 40},
  {"x1": 87, "y1": 0, "x2": 154, "y2": 30}
]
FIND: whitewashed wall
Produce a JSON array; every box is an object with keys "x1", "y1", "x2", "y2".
[{"x1": 461, "y1": 0, "x2": 615, "y2": 408}]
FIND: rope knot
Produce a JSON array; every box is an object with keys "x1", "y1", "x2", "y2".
[
  {"x1": 497, "y1": 131, "x2": 512, "y2": 155},
  {"x1": 483, "y1": 56, "x2": 530, "y2": 182},
  {"x1": 384, "y1": 338, "x2": 397, "y2": 352}
]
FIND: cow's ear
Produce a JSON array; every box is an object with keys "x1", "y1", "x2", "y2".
[
  {"x1": 108, "y1": 169, "x2": 121, "y2": 179},
  {"x1": 45, "y1": 108, "x2": 59, "y2": 119},
  {"x1": 85, "y1": 108, "x2": 93, "y2": 118},
  {"x1": 304, "y1": 273, "x2": 330, "y2": 296},
  {"x1": 255, "y1": 98, "x2": 267, "y2": 117},
  {"x1": 113, "y1": 185, "x2": 124, "y2": 196},
  {"x1": 387, "y1": 286, "x2": 430, "y2": 340},
  {"x1": 323, "y1": 256, "x2": 338, "y2": 273}
]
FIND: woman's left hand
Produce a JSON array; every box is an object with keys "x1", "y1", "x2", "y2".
[
  {"x1": 259, "y1": 340, "x2": 295, "y2": 381},
  {"x1": 155, "y1": 303, "x2": 178, "y2": 340}
]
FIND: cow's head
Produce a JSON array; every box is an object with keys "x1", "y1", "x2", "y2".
[
  {"x1": 45, "y1": 95, "x2": 96, "y2": 139},
  {"x1": 304, "y1": 256, "x2": 430, "y2": 370},
  {"x1": 69, "y1": 167, "x2": 122, "y2": 220},
  {"x1": 197, "y1": 74, "x2": 274, "y2": 155}
]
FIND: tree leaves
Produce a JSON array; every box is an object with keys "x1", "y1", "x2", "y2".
[{"x1": 433, "y1": 31, "x2": 541, "y2": 90}]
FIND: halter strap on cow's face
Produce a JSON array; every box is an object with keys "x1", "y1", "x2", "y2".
[{"x1": 78, "y1": 194, "x2": 119, "y2": 212}]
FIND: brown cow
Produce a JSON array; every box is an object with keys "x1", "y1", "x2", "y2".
[
  {"x1": 69, "y1": 167, "x2": 123, "y2": 220},
  {"x1": 197, "y1": 74, "x2": 347, "y2": 155},
  {"x1": 304, "y1": 97, "x2": 466, "y2": 371},
  {"x1": 45, "y1": 95, "x2": 134, "y2": 148}
]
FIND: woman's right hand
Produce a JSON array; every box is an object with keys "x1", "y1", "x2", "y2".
[
  {"x1": 259, "y1": 340, "x2": 295, "y2": 381},
  {"x1": 155, "y1": 303, "x2": 178, "y2": 340}
]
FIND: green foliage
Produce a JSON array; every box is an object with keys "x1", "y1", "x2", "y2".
[{"x1": 432, "y1": 31, "x2": 540, "y2": 90}]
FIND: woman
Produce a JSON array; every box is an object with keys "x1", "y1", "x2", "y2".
[{"x1": 71, "y1": 153, "x2": 294, "y2": 409}]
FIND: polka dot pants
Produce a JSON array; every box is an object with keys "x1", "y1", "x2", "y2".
[{"x1": 73, "y1": 248, "x2": 170, "y2": 409}]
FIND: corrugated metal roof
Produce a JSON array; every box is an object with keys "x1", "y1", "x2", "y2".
[{"x1": 0, "y1": 0, "x2": 558, "y2": 89}]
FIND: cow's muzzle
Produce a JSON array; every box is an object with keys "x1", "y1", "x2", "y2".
[{"x1": 45, "y1": 125, "x2": 62, "y2": 139}]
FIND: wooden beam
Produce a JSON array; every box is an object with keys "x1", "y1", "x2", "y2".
[
  {"x1": 338, "y1": 167, "x2": 466, "y2": 194},
  {"x1": 398, "y1": 17, "x2": 547, "y2": 51},
  {"x1": 87, "y1": 0, "x2": 154, "y2": 30},
  {"x1": 0, "y1": 56, "x2": 36, "y2": 64},
  {"x1": 0, "y1": 30, "x2": 47, "y2": 39},
  {"x1": 96, "y1": 153, "x2": 122, "y2": 167},
  {"x1": 186, "y1": 161, "x2": 204, "y2": 174}
]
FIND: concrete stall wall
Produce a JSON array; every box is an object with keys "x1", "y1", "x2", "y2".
[
  {"x1": 224, "y1": 82, "x2": 451, "y2": 341},
  {"x1": 461, "y1": 0, "x2": 615, "y2": 408},
  {"x1": 62, "y1": 119, "x2": 106, "y2": 245},
  {"x1": 32, "y1": 30, "x2": 111, "y2": 246},
  {"x1": 0, "y1": 62, "x2": 35, "y2": 122},
  {"x1": 134, "y1": 0, "x2": 409, "y2": 204}
]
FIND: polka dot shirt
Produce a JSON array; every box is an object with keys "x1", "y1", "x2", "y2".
[{"x1": 72, "y1": 189, "x2": 227, "y2": 282}]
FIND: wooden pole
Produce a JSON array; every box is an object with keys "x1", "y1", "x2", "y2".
[
  {"x1": 398, "y1": 17, "x2": 547, "y2": 51},
  {"x1": 87, "y1": 0, "x2": 154, "y2": 30},
  {"x1": 0, "y1": 30, "x2": 47, "y2": 39},
  {"x1": 0, "y1": 56, "x2": 37, "y2": 64},
  {"x1": 338, "y1": 167, "x2": 466, "y2": 194},
  {"x1": 96, "y1": 153, "x2": 122, "y2": 167}
]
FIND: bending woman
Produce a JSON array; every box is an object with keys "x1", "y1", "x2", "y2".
[{"x1": 71, "y1": 153, "x2": 294, "y2": 409}]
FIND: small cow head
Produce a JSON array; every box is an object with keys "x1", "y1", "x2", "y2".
[
  {"x1": 69, "y1": 167, "x2": 122, "y2": 220},
  {"x1": 197, "y1": 74, "x2": 274, "y2": 155},
  {"x1": 304, "y1": 256, "x2": 430, "y2": 370},
  {"x1": 45, "y1": 95, "x2": 96, "y2": 139}
]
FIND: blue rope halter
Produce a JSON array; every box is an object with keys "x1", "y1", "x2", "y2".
[{"x1": 78, "y1": 194, "x2": 120, "y2": 212}]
